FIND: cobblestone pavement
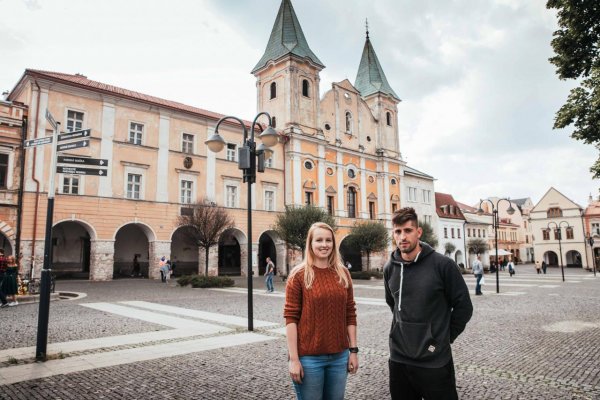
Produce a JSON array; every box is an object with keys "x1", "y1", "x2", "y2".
[{"x1": 0, "y1": 266, "x2": 599, "y2": 399}]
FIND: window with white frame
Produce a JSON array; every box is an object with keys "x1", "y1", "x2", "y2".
[
  {"x1": 421, "y1": 189, "x2": 431, "y2": 204},
  {"x1": 127, "y1": 173, "x2": 142, "y2": 199},
  {"x1": 180, "y1": 180, "x2": 193, "y2": 204},
  {"x1": 265, "y1": 156, "x2": 273, "y2": 168},
  {"x1": 129, "y1": 122, "x2": 144, "y2": 145},
  {"x1": 66, "y1": 110, "x2": 84, "y2": 132},
  {"x1": 226, "y1": 185, "x2": 238, "y2": 208},
  {"x1": 62, "y1": 175, "x2": 80, "y2": 194},
  {"x1": 408, "y1": 187, "x2": 418, "y2": 202},
  {"x1": 182, "y1": 133, "x2": 194, "y2": 154},
  {"x1": 226, "y1": 144, "x2": 237, "y2": 161},
  {"x1": 592, "y1": 223, "x2": 600, "y2": 235},
  {"x1": 0, "y1": 153, "x2": 8, "y2": 189},
  {"x1": 264, "y1": 189, "x2": 275, "y2": 211}
]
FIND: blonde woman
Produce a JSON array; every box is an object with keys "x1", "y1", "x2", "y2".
[{"x1": 284, "y1": 222, "x2": 358, "y2": 400}]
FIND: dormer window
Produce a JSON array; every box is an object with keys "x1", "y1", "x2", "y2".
[
  {"x1": 270, "y1": 82, "x2": 277, "y2": 99},
  {"x1": 386, "y1": 112, "x2": 392, "y2": 126},
  {"x1": 302, "y1": 79, "x2": 310, "y2": 97}
]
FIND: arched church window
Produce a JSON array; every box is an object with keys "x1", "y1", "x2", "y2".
[
  {"x1": 270, "y1": 82, "x2": 277, "y2": 99},
  {"x1": 386, "y1": 112, "x2": 392, "y2": 126},
  {"x1": 347, "y1": 187, "x2": 357, "y2": 218},
  {"x1": 345, "y1": 112, "x2": 352, "y2": 133},
  {"x1": 302, "y1": 79, "x2": 310, "y2": 97}
]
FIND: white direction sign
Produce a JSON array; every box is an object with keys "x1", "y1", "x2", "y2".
[
  {"x1": 45, "y1": 109, "x2": 57, "y2": 130},
  {"x1": 24, "y1": 136, "x2": 53, "y2": 148},
  {"x1": 57, "y1": 139, "x2": 89, "y2": 152}
]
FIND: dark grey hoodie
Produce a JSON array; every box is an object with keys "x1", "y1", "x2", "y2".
[{"x1": 383, "y1": 242, "x2": 473, "y2": 368}]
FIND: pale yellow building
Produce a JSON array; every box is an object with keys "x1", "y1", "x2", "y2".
[{"x1": 6, "y1": 0, "x2": 406, "y2": 280}]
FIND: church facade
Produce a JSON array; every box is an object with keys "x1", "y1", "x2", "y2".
[{"x1": 5, "y1": 0, "x2": 415, "y2": 280}]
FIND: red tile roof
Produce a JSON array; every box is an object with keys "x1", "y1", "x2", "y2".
[
  {"x1": 17, "y1": 69, "x2": 257, "y2": 128},
  {"x1": 455, "y1": 201, "x2": 479, "y2": 213},
  {"x1": 435, "y1": 192, "x2": 465, "y2": 220}
]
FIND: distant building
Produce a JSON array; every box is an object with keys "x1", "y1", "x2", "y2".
[
  {"x1": 511, "y1": 197, "x2": 535, "y2": 263},
  {"x1": 401, "y1": 165, "x2": 436, "y2": 227},
  {"x1": 530, "y1": 187, "x2": 588, "y2": 269},
  {"x1": 435, "y1": 192, "x2": 466, "y2": 266},
  {"x1": 457, "y1": 201, "x2": 491, "y2": 269},
  {"x1": 583, "y1": 195, "x2": 600, "y2": 271},
  {"x1": 478, "y1": 197, "x2": 522, "y2": 263}
]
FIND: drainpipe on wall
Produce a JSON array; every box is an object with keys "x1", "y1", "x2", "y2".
[
  {"x1": 29, "y1": 81, "x2": 42, "y2": 277},
  {"x1": 15, "y1": 115, "x2": 27, "y2": 258},
  {"x1": 581, "y1": 210, "x2": 590, "y2": 270}
]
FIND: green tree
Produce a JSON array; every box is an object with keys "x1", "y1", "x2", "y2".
[
  {"x1": 547, "y1": 0, "x2": 600, "y2": 178},
  {"x1": 444, "y1": 242, "x2": 456, "y2": 256},
  {"x1": 346, "y1": 221, "x2": 389, "y2": 270},
  {"x1": 177, "y1": 199, "x2": 234, "y2": 276},
  {"x1": 467, "y1": 238, "x2": 489, "y2": 255},
  {"x1": 419, "y1": 221, "x2": 438, "y2": 249},
  {"x1": 274, "y1": 205, "x2": 336, "y2": 252}
]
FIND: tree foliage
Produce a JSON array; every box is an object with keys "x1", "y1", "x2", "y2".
[
  {"x1": 467, "y1": 238, "x2": 489, "y2": 255},
  {"x1": 177, "y1": 199, "x2": 234, "y2": 276},
  {"x1": 547, "y1": 0, "x2": 600, "y2": 178},
  {"x1": 444, "y1": 242, "x2": 456, "y2": 255},
  {"x1": 274, "y1": 205, "x2": 336, "y2": 252},
  {"x1": 419, "y1": 221, "x2": 438, "y2": 249},
  {"x1": 346, "y1": 221, "x2": 390, "y2": 270}
]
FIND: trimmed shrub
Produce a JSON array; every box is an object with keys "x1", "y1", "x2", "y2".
[{"x1": 177, "y1": 275, "x2": 235, "y2": 288}]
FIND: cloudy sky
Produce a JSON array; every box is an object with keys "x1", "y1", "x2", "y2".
[{"x1": 1, "y1": 0, "x2": 597, "y2": 207}]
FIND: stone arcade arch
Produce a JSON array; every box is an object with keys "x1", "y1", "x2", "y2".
[
  {"x1": 544, "y1": 251, "x2": 559, "y2": 267},
  {"x1": 218, "y1": 228, "x2": 247, "y2": 276},
  {"x1": 455, "y1": 250, "x2": 464, "y2": 266},
  {"x1": 258, "y1": 230, "x2": 286, "y2": 276},
  {"x1": 51, "y1": 220, "x2": 95, "y2": 279},
  {"x1": 0, "y1": 230, "x2": 13, "y2": 256},
  {"x1": 339, "y1": 236, "x2": 362, "y2": 271},
  {"x1": 113, "y1": 223, "x2": 155, "y2": 278},
  {"x1": 566, "y1": 250, "x2": 582, "y2": 267},
  {"x1": 170, "y1": 226, "x2": 199, "y2": 277}
]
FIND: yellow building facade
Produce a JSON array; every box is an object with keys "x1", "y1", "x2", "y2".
[{"x1": 6, "y1": 0, "x2": 405, "y2": 280}]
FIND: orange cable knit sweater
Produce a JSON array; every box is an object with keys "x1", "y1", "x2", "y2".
[{"x1": 284, "y1": 266, "x2": 357, "y2": 357}]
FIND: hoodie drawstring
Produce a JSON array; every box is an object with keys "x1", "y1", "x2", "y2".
[{"x1": 398, "y1": 263, "x2": 404, "y2": 312}]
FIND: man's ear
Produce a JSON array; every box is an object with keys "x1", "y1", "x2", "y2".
[{"x1": 417, "y1": 226, "x2": 423, "y2": 239}]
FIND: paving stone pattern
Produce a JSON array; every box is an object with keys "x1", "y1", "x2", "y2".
[{"x1": 0, "y1": 267, "x2": 599, "y2": 399}]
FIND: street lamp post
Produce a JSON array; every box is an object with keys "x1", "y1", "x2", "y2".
[
  {"x1": 588, "y1": 235, "x2": 597, "y2": 277},
  {"x1": 205, "y1": 112, "x2": 277, "y2": 331},
  {"x1": 547, "y1": 221, "x2": 570, "y2": 282},
  {"x1": 478, "y1": 198, "x2": 515, "y2": 294}
]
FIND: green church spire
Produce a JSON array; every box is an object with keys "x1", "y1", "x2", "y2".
[
  {"x1": 354, "y1": 29, "x2": 400, "y2": 101},
  {"x1": 252, "y1": 0, "x2": 324, "y2": 73}
]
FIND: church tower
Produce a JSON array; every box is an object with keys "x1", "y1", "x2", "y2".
[
  {"x1": 252, "y1": 0, "x2": 324, "y2": 135},
  {"x1": 354, "y1": 29, "x2": 401, "y2": 157}
]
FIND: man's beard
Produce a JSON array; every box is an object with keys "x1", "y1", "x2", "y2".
[{"x1": 399, "y1": 241, "x2": 417, "y2": 254}]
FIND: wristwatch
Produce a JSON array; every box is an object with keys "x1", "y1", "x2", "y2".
[{"x1": 349, "y1": 347, "x2": 359, "y2": 353}]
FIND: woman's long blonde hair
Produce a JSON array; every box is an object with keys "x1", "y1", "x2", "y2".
[{"x1": 289, "y1": 222, "x2": 349, "y2": 289}]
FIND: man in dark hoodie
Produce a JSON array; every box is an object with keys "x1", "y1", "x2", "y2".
[{"x1": 384, "y1": 207, "x2": 473, "y2": 399}]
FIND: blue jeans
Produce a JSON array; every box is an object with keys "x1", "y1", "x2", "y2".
[
  {"x1": 475, "y1": 274, "x2": 482, "y2": 294},
  {"x1": 265, "y1": 274, "x2": 273, "y2": 292},
  {"x1": 293, "y1": 350, "x2": 349, "y2": 400}
]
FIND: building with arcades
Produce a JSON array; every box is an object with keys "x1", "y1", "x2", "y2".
[{"x1": 5, "y1": 0, "x2": 426, "y2": 280}]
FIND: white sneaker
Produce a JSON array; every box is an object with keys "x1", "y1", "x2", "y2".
[{"x1": 8, "y1": 302, "x2": 16, "y2": 307}]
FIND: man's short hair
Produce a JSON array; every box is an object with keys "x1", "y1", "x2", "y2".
[{"x1": 392, "y1": 207, "x2": 419, "y2": 227}]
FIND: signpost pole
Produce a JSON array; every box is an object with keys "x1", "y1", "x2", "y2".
[{"x1": 35, "y1": 118, "x2": 59, "y2": 361}]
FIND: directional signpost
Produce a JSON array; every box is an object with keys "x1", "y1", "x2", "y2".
[
  {"x1": 57, "y1": 166, "x2": 107, "y2": 176},
  {"x1": 57, "y1": 139, "x2": 89, "y2": 152},
  {"x1": 24, "y1": 136, "x2": 53, "y2": 148},
  {"x1": 58, "y1": 128, "x2": 91, "y2": 142},
  {"x1": 57, "y1": 156, "x2": 108, "y2": 166}
]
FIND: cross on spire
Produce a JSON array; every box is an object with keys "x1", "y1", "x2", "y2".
[{"x1": 365, "y1": 18, "x2": 369, "y2": 40}]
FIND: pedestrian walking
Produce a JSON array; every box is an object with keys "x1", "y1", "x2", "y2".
[
  {"x1": 542, "y1": 260, "x2": 547, "y2": 274},
  {"x1": 508, "y1": 260, "x2": 516, "y2": 277},
  {"x1": 264, "y1": 257, "x2": 275, "y2": 293},
  {"x1": 535, "y1": 261, "x2": 541, "y2": 274},
  {"x1": 0, "y1": 250, "x2": 8, "y2": 308},
  {"x1": 132, "y1": 254, "x2": 141, "y2": 277},
  {"x1": 159, "y1": 256, "x2": 167, "y2": 282},
  {"x1": 472, "y1": 255, "x2": 484, "y2": 295},
  {"x1": 284, "y1": 222, "x2": 358, "y2": 400},
  {"x1": 384, "y1": 207, "x2": 473, "y2": 400},
  {"x1": 4, "y1": 255, "x2": 19, "y2": 306}
]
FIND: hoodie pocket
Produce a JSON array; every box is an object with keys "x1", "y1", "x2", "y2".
[{"x1": 390, "y1": 320, "x2": 436, "y2": 360}]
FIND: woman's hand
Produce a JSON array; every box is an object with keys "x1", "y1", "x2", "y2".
[
  {"x1": 289, "y1": 359, "x2": 304, "y2": 384},
  {"x1": 348, "y1": 352, "x2": 359, "y2": 374}
]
